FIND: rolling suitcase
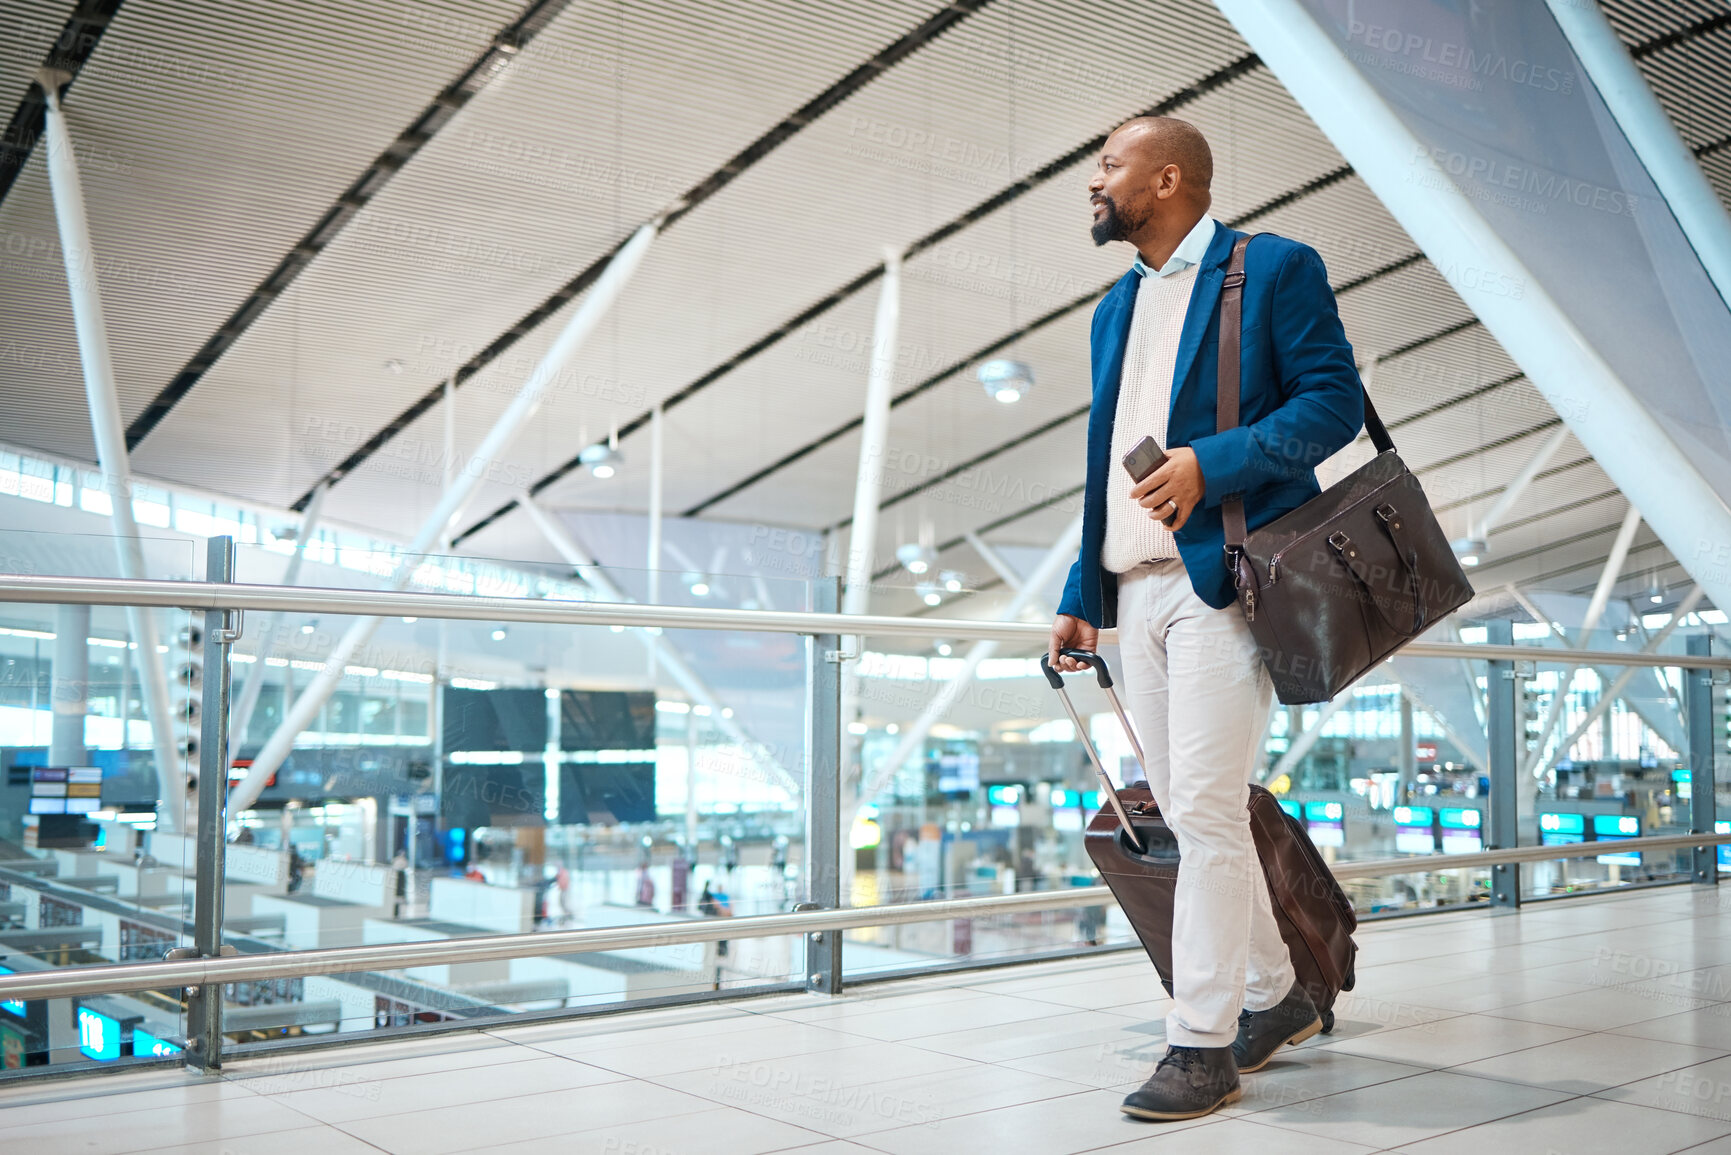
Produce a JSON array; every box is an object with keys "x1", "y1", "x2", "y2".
[{"x1": 1041, "y1": 648, "x2": 1357, "y2": 1032}]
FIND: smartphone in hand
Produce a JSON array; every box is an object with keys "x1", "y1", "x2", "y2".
[
  {"x1": 1122, "y1": 435, "x2": 1175, "y2": 526},
  {"x1": 1122, "y1": 435, "x2": 1168, "y2": 483}
]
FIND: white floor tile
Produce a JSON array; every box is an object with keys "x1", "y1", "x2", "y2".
[
  {"x1": 1397, "y1": 1095, "x2": 1731, "y2": 1155},
  {"x1": 858, "y1": 1087, "x2": 1210, "y2": 1155},
  {"x1": 1453, "y1": 1030, "x2": 1725, "y2": 1093},
  {"x1": 1493, "y1": 984, "x2": 1717, "y2": 1031},
  {"x1": 789, "y1": 993, "x2": 1075, "y2": 1042},
  {"x1": 467, "y1": 1103, "x2": 829, "y2": 1153},
  {"x1": 0, "y1": 1075, "x2": 261, "y2": 1128},
  {"x1": 1248, "y1": 1069, "x2": 1570, "y2": 1147},
  {"x1": 1596, "y1": 1051, "x2": 1731, "y2": 1124},
  {"x1": 657, "y1": 1057, "x2": 1089, "y2": 1139},
  {"x1": 265, "y1": 1052, "x2": 624, "y2": 1125},
  {"x1": 1109, "y1": 1115, "x2": 1381, "y2": 1153},
  {"x1": 1322, "y1": 1012, "x2": 1574, "y2": 1069},
  {"x1": 1, "y1": 1094, "x2": 323, "y2": 1155},
  {"x1": 135, "y1": 1124, "x2": 387, "y2": 1155},
  {"x1": 1614, "y1": 1005, "x2": 1731, "y2": 1051},
  {"x1": 335, "y1": 1079, "x2": 720, "y2": 1154},
  {"x1": 531, "y1": 1016, "x2": 871, "y2": 1079},
  {"x1": 907, "y1": 1008, "x2": 1149, "y2": 1063}
]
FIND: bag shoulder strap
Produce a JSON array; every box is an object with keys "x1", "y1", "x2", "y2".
[{"x1": 1216, "y1": 234, "x2": 1394, "y2": 549}]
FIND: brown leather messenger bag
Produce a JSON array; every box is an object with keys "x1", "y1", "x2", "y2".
[{"x1": 1217, "y1": 236, "x2": 1474, "y2": 704}]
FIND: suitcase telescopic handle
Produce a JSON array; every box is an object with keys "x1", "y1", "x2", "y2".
[
  {"x1": 1039, "y1": 650, "x2": 1144, "y2": 851},
  {"x1": 1039, "y1": 649, "x2": 1113, "y2": 689}
]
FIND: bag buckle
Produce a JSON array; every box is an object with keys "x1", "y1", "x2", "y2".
[
  {"x1": 1327, "y1": 530, "x2": 1358, "y2": 559},
  {"x1": 1222, "y1": 271, "x2": 1246, "y2": 289},
  {"x1": 1375, "y1": 503, "x2": 1402, "y2": 530}
]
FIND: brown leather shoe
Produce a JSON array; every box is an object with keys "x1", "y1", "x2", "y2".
[
  {"x1": 1232, "y1": 981, "x2": 1323, "y2": 1073},
  {"x1": 1120, "y1": 1045, "x2": 1240, "y2": 1121}
]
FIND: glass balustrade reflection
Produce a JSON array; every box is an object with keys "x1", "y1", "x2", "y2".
[{"x1": 0, "y1": 527, "x2": 199, "y2": 1074}]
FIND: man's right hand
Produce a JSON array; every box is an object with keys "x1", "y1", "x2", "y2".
[{"x1": 1049, "y1": 614, "x2": 1099, "y2": 673}]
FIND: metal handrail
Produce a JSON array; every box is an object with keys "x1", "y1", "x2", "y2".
[
  {"x1": 0, "y1": 829, "x2": 1724, "y2": 1003},
  {"x1": 0, "y1": 574, "x2": 1726, "y2": 668}
]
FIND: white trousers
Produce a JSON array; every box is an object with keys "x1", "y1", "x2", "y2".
[{"x1": 1115, "y1": 559, "x2": 1294, "y2": 1048}]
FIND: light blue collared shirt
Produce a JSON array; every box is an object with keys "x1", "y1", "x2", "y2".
[{"x1": 1131, "y1": 215, "x2": 1217, "y2": 279}]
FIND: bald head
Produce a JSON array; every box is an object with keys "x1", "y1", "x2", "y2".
[
  {"x1": 1088, "y1": 117, "x2": 1214, "y2": 261},
  {"x1": 1114, "y1": 116, "x2": 1213, "y2": 196}
]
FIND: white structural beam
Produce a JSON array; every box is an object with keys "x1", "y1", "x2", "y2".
[
  {"x1": 1539, "y1": 585, "x2": 1705, "y2": 775},
  {"x1": 1547, "y1": 0, "x2": 1731, "y2": 312},
  {"x1": 516, "y1": 494, "x2": 801, "y2": 800},
  {"x1": 1212, "y1": 0, "x2": 1731, "y2": 617},
  {"x1": 1583, "y1": 503, "x2": 1644, "y2": 642},
  {"x1": 232, "y1": 222, "x2": 660, "y2": 813},
  {"x1": 228, "y1": 480, "x2": 330, "y2": 749},
  {"x1": 1520, "y1": 503, "x2": 1643, "y2": 775},
  {"x1": 646, "y1": 404, "x2": 664, "y2": 680},
  {"x1": 963, "y1": 531, "x2": 1027, "y2": 594},
  {"x1": 1469, "y1": 425, "x2": 1570, "y2": 545},
  {"x1": 841, "y1": 247, "x2": 902, "y2": 622},
  {"x1": 857, "y1": 513, "x2": 1082, "y2": 811},
  {"x1": 39, "y1": 78, "x2": 183, "y2": 831},
  {"x1": 840, "y1": 247, "x2": 902, "y2": 798}
]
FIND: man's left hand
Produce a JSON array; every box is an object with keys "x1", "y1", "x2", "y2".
[{"x1": 1130, "y1": 447, "x2": 1205, "y2": 532}]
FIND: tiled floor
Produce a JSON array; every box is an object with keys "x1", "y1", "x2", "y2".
[{"x1": 12, "y1": 885, "x2": 1731, "y2": 1153}]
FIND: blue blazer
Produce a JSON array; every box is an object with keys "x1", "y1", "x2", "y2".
[{"x1": 1057, "y1": 225, "x2": 1365, "y2": 624}]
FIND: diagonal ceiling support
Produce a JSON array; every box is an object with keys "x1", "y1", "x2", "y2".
[
  {"x1": 124, "y1": 0, "x2": 578, "y2": 451},
  {"x1": 1212, "y1": 0, "x2": 1731, "y2": 616},
  {"x1": 0, "y1": 0, "x2": 124, "y2": 207},
  {"x1": 296, "y1": 0, "x2": 998, "y2": 513},
  {"x1": 683, "y1": 159, "x2": 1353, "y2": 523},
  {"x1": 451, "y1": 52, "x2": 1266, "y2": 544}
]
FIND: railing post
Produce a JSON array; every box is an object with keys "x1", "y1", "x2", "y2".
[
  {"x1": 186, "y1": 536, "x2": 237, "y2": 1069},
  {"x1": 1486, "y1": 619, "x2": 1521, "y2": 908},
  {"x1": 1688, "y1": 634, "x2": 1719, "y2": 886},
  {"x1": 804, "y1": 577, "x2": 843, "y2": 994}
]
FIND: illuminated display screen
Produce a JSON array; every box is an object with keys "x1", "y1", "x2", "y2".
[
  {"x1": 986, "y1": 785, "x2": 1023, "y2": 806},
  {"x1": 1302, "y1": 800, "x2": 1344, "y2": 847},
  {"x1": 1594, "y1": 813, "x2": 1642, "y2": 866},
  {"x1": 1540, "y1": 812, "x2": 1586, "y2": 846},
  {"x1": 1392, "y1": 806, "x2": 1436, "y2": 854},
  {"x1": 1082, "y1": 791, "x2": 1103, "y2": 811},
  {"x1": 1277, "y1": 799, "x2": 1301, "y2": 820},
  {"x1": 1717, "y1": 821, "x2": 1730, "y2": 873},
  {"x1": 28, "y1": 798, "x2": 66, "y2": 815},
  {"x1": 77, "y1": 1007, "x2": 121, "y2": 1062},
  {"x1": 1438, "y1": 807, "x2": 1481, "y2": 854},
  {"x1": 131, "y1": 1028, "x2": 180, "y2": 1057},
  {"x1": 0, "y1": 966, "x2": 22, "y2": 1018},
  {"x1": 1049, "y1": 789, "x2": 1078, "y2": 808}
]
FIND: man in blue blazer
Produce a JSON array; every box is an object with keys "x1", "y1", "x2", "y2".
[{"x1": 1048, "y1": 117, "x2": 1363, "y2": 1122}]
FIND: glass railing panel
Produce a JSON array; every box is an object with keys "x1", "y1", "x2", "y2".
[
  {"x1": 217, "y1": 546, "x2": 815, "y2": 1051},
  {"x1": 0, "y1": 527, "x2": 199, "y2": 1073}
]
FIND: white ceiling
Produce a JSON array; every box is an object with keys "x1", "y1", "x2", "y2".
[{"x1": 0, "y1": 0, "x2": 1721, "y2": 628}]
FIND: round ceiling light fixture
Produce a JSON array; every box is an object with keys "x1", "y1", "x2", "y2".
[
  {"x1": 939, "y1": 569, "x2": 965, "y2": 594},
  {"x1": 579, "y1": 441, "x2": 621, "y2": 479},
  {"x1": 977, "y1": 358, "x2": 1034, "y2": 404},
  {"x1": 896, "y1": 542, "x2": 937, "y2": 576},
  {"x1": 1450, "y1": 537, "x2": 1486, "y2": 568}
]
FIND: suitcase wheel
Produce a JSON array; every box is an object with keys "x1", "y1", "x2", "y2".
[{"x1": 1320, "y1": 1008, "x2": 1335, "y2": 1035}]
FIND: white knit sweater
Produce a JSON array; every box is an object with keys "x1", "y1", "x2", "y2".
[{"x1": 1101, "y1": 263, "x2": 1200, "y2": 574}]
